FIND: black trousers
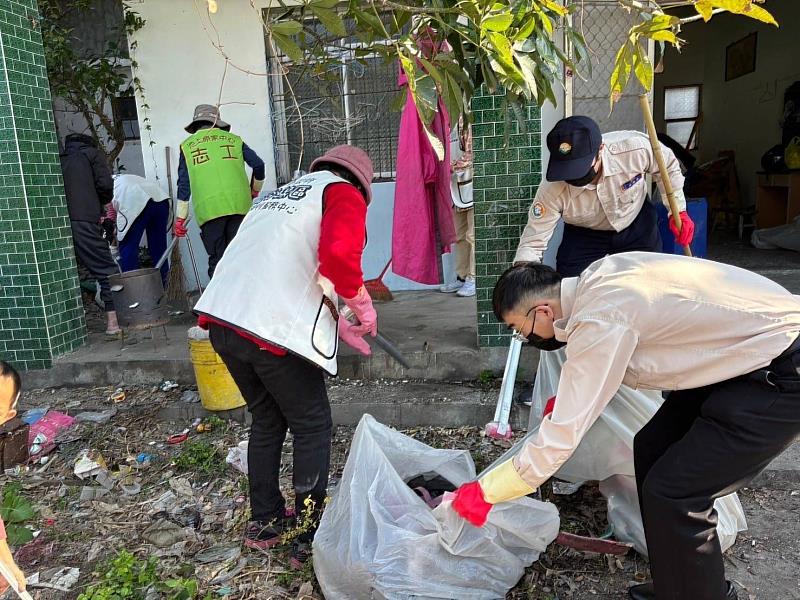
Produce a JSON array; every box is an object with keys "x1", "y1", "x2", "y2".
[
  {"x1": 209, "y1": 324, "x2": 332, "y2": 540},
  {"x1": 556, "y1": 199, "x2": 661, "y2": 277},
  {"x1": 70, "y1": 220, "x2": 118, "y2": 312},
  {"x1": 200, "y1": 214, "x2": 245, "y2": 278},
  {"x1": 634, "y1": 344, "x2": 800, "y2": 599}
]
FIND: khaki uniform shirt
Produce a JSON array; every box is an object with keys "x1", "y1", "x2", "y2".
[
  {"x1": 511, "y1": 252, "x2": 800, "y2": 493},
  {"x1": 514, "y1": 131, "x2": 686, "y2": 264}
]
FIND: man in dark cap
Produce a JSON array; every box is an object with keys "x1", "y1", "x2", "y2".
[
  {"x1": 175, "y1": 104, "x2": 265, "y2": 277},
  {"x1": 514, "y1": 115, "x2": 694, "y2": 276}
]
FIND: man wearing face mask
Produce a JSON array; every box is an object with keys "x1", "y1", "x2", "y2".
[
  {"x1": 514, "y1": 115, "x2": 694, "y2": 276},
  {"x1": 451, "y1": 255, "x2": 800, "y2": 600}
]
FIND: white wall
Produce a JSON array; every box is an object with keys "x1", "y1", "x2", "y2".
[
  {"x1": 128, "y1": 0, "x2": 277, "y2": 289},
  {"x1": 654, "y1": 0, "x2": 800, "y2": 206}
]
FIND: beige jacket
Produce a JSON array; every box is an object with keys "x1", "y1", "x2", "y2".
[
  {"x1": 514, "y1": 131, "x2": 686, "y2": 264},
  {"x1": 501, "y1": 252, "x2": 800, "y2": 501}
]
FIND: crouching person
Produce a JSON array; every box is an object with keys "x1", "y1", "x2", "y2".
[
  {"x1": 0, "y1": 362, "x2": 27, "y2": 594},
  {"x1": 193, "y1": 146, "x2": 377, "y2": 568},
  {"x1": 451, "y1": 252, "x2": 800, "y2": 600}
]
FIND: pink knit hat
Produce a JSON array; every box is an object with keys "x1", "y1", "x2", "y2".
[{"x1": 310, "y1": 145, "x2": 374, "y2": 204}]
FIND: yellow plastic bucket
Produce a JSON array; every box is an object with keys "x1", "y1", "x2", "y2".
[{"x1": 188, "y1": 338, "x2": 246, "y2": 411}]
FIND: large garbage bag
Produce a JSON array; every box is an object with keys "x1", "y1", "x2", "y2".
[
  {"x1": 510, "y1": 348, "x2": 747, "y2": 555},
  {"x1": 313, "y1": 414, "x2": 560, "y2": 600}
]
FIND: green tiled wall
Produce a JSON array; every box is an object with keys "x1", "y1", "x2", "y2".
[
  {"x1": 472, "y1": 92, "x2": 541, "y2": 347},
  {"x1": 0, "y1": 0, "x2": 86, "y2": 370}
]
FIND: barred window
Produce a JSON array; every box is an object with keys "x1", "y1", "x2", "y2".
[{"x1": 266, "y1": 17, "x2": 401, "y2": 185}]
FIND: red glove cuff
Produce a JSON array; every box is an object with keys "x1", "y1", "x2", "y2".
[{"x1": 452, "y1": 481, "x2": 492, "y2": 527}]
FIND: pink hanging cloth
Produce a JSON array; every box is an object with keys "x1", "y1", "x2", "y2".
[{"x1": 392, "y1": 39, "x2": 456, "y2": 285}]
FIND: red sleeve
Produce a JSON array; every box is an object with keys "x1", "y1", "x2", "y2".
[{"x1": 319, "y1": 182, "x2": 367, "y2": 299}]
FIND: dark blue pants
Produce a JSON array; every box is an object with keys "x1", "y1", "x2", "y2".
[
  {"x1": 556, "y1": 199, "x2": 661, "y2": 277},
  {"x1": 119, "y1": 199, "x2": 170, "y2": 286}
]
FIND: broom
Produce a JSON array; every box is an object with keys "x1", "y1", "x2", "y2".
[
  {"x1": 164, "y1": 146, "x2": 188, "y2": 307},
  {"x1": 365, "y1": 259, "x2": 393, "y2": 302}
]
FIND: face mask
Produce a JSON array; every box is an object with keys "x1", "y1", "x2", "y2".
[
  {"x1": 526, "y1": 332, "x2": 567, "y2": 351},
  {"x1": 565, "y1": 165, "x2": 597, "y2": 187}
]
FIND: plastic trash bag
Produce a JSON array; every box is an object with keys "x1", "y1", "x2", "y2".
[
  {"x1": 515, "y1": 348, "x2": 747, "y2": 555},
  {"x1": 313, "y1": 415, "x2": 560, "y2": 600}
]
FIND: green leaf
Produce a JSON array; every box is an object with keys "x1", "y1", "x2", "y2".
[
  {"x1": 308, "y1": 5, "x2": 347, "y2": 37},
  {"x1": 418, "y1": 57, "x2": 445, "y2": 87},
  {"x1": 270, "y1": 20, "x2": 303, "y2": 36},
  {"x1": 649, "y1": 29, "x2": 678, "y2": 43},
  {"x1": 514, "y1": 14, "x2": 538, "y2": 42},
  {"x1": 389, "y1": 89, "x2": 407, "y2": 113},
  {"x1": 271, "y1": 32, "x2": 304, "y2": 62},
  {"x1": 482, "y1": 12, "x2": 514, "y2": 32},
  {"x1": 1, "y1": 487, "x2": 36, "y2": 524},
  {"x1": 352, "y1": 6, "x2": 385, "y2": 37},
  {"x1": 5, "y1": 524, "x2": 33, "y2": 546},
  {"x1": 609, "y1": 40, "x2": 635, "y2": 110},
  {"x1": 309, "y1": 0, "x2": 338, "y2": 8},
  {"x1": 633, "y1": 43, "x2": 653, "y2": 91},
  {"x1": 742, "y1": 4, "x2": 778, "y2": 26}
]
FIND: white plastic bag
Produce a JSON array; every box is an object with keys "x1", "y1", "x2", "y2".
[
  {"x1": 225, "y1": 440, "x2": 248, "y2": 475},
  {"x1": 313, "y1": 415, "x2": 560, "y2": 600},
  {"x1": 516, "y1": 349, "x2": 747, "y2": 555}
]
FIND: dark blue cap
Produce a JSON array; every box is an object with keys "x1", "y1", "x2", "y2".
[{"x1": 546, "y1": 116, "x2": 602, "y2": 182}]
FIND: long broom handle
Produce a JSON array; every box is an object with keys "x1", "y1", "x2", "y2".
[{"x1": 639, "y1": 94, "x2": 692, "y2": 257}]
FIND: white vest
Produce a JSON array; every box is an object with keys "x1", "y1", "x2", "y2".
[{"x1": 194, "y1": 172, "x2": 346, "y2": 375}]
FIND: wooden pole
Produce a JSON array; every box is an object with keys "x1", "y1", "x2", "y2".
[{"x1": 639, "y1": 94, "x2": 692, "y2": 257}]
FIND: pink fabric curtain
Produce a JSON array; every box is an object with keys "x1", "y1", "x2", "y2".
[{"x1": 391, "y1": 64, "x2": 456, "y2": 285}]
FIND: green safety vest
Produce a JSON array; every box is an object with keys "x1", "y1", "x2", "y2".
[{"x1": 180, "y1": 128, "x2": 252, "y2": 226}]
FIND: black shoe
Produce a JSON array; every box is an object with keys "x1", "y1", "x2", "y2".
[
  {"x1": 289, "y1": 541, "x2": 312, "y2": 569},
  {"x1": 628, "y1": 580, "x2": 737, "y2": 599},
  {"x1": 244, "y1": 508, "x2": 296, "y2": 551}
]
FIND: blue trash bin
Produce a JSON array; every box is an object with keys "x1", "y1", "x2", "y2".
[{"x1": 656, "y1": 197, "x2": 708, "y2": 258}]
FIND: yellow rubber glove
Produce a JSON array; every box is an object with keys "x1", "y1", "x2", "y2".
[{"x1": 478, "y1": 458, "x2": 536, "y2": 504}]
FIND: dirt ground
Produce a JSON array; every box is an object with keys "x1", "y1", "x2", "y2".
[{"x1": 4, "y1": 383, "x2": 798, "y2": 600}]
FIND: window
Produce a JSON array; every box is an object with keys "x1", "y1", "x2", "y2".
[
  {"x1": 663, "y1": 85, "x2": 701, "y2": 150},
  {"x1": 114, "y1": 96, "x2": 140, "y2": 140},
  {"x1": 266, "y1": 16, "x2": 402, "y2": 185}
]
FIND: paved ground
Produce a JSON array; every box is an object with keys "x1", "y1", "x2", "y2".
[{"x1": 25, "y1": 231, "x2": 800, "y2": 388}]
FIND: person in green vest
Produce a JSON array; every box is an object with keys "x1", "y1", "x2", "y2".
[{"x1": 175, "y1": 104, "x2": 266, "y2": 277}]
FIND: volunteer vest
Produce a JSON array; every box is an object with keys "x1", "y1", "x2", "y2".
[
  {"x1": 193, "y1": 172, "x2": 346, "y2": 375},
  {"x1": 180, "y1": 128, "x2": 252, "y2": 226}
]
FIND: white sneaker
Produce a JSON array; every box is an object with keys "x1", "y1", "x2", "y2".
[
  {"x1": 457, "y1": 277, "x2": 476, "y2": 297},
  {"x1": 439, "y1": 279, "x2": 464, "y2": 293}
]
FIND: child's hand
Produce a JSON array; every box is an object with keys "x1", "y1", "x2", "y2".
[{"x1": 0, "y1": 563, "x2": 26, "y2": 593}]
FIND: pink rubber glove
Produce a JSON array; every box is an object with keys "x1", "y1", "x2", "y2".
[
  {"x1": 174, "y1": 217, "x2": 188, "y2": 238},
  {"x1": 342, "y1": 286, "x2": 377, "y2": 337},
  {"x1": 668, "y1": 211, "x2": 695, "y2": 246},
  {"x1": 452, "y1": 481, "x2": 492, "y2": 527},
  {"x1": 338, "y1": 319, "x2": 371, "y2": 356}
]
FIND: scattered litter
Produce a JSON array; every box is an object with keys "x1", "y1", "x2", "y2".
[
  {"x1": 136, "y1": 452, "x2": 153, "y2": 465},
  {"x1": 141, "y1": 518, "x2": 199, "y2": 548},
  {"x1": 28, "y1": 411, "x2": 75, "y2": 458},
  {"x1": 128, "y1": 302, "x2": 140, "y2": 309},
  {"x1": 553, "y1": 480, "x2": 584, "y2": 495},
  {"x1": 167, "y1": 429, "x2": 189, "y2": 445},
  {"x1": 225, "y1": 440, "x2": 249, "y2": 475},
  {"x1": 21, "y1": 407, "x2": 48, "y2": 425},
  {"x1": 73, "y1": 450, "x2": 107, "y2": 480},
  {"x1": 151, "y1": 491, "x2": 178, "y2": 512},
  {"x1": 169, "y1": 477, "x2": 194, "y2": 498},
  {"x1": 187, "y1": 326, "x2": 210, "y2": 340},
  {"x1": 194, "y1": 545, "x2": 240, "y2": 564},
  {"x1": 109, "y1": 388, "x2": 126, "y2": 403},
  {"x1": 169, "y1": 310, "x2": 184, "y2": 316},
  {"x1": 38, "y1": 566, "x2": 80, "y2": 592},
  {"x1": 180, "y1": 390, "x2": 200, "y2": 403},
  {"x1": 75, "y1": 407, "x2": 118, "y2": 424},
  {"x1": 160, "y1": 380, "x2": 180, "y2": 392},
  {"x1": 79, "y1": 486, "x2": 109, "y2": 501}
]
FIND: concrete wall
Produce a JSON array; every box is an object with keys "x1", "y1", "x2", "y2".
[
  {"x1": 654, "y1": 0, "x2": 800, "y2": 206},
  {"x1": 127, "y1": 0, "x2": 276, "y2": 289}
]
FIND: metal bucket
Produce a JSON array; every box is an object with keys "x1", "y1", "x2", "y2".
[{"x1": 109, "y1": 269, "x2": 170, "y2": 330}]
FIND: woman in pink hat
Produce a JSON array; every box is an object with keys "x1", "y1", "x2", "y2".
[{"x1": 193, "y1": 145, "x2": 377, "y2": 567}]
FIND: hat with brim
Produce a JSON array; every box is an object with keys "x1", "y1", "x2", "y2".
[
  {"x1": 185, "y1": 104, "x2": 230, "y2": 134},
  {"x1": 545, "y1": 115, "x2": 602, "y2": 182},
  {"x1": 309, "y1": 145, "x2": 374, "y2": 204}
]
